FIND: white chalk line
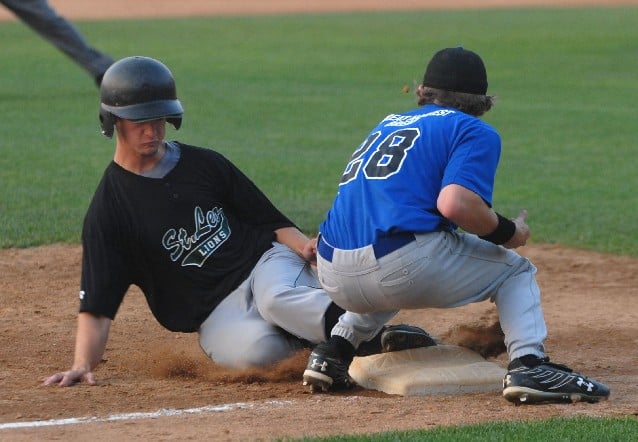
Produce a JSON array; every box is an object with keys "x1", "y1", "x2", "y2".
[{"x1": 0, "y1": 400, "x2": 294, "y2": 430}]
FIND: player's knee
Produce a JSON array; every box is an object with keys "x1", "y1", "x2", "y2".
[
  {"x1": 205, "y1": 333, "x2": 295, "y2": 369},
  {"x1": 242, "y1": 335, "x2": 295, "y2": 367}
]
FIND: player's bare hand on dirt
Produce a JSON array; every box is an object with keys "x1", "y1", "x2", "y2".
[
  {"x1": 503, "y1": 210, "x2": 530, "y2": 249},
  {"x1": 43, "y1": 369, "x2": 97, "y2": 387}
]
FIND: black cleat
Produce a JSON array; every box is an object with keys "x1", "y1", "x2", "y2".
[
  {"x1": 303, "y1": 342, "x2": 353, "y2": 393},
  {"x1": 380, "y1": 324, "x2": 437, "y2": 353},
  {"x1": 503, "y1": 357, "x2": 610, "y2": 405},
  {"x1": 356, "y1": 324, "x2": 437, "y2": 357}
]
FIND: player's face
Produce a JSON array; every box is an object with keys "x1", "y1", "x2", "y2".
[{"x1": 117, "y1": 118, "x2": 166, "y2": 158}]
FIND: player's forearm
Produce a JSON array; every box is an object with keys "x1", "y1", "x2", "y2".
[
  {"x1": 275, "y1": 226, "x2": 310, "y2": 257},
  {"x1": 71, "y1": 312, "x2": 111, "y2": 371}
]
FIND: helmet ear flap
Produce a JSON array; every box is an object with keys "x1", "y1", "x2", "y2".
[
  {"x1": 99, "y1": 108, "x2": 116, "y2": 138},
  {"x1": 167, "y1": 117, "x2": 182, "y2": 131}
]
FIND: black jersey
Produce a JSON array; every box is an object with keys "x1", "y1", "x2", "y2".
[{"x1": 79, "y1": 143, "x2": 295, "y2": 332}]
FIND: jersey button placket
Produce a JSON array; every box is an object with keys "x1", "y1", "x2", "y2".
[{"x1": 164, "y1": 182, "x2": 179, "y2": 199}]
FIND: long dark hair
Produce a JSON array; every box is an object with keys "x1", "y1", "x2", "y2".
[{"x1": 417, "y1": 86, "x2": 495, "y2": 117}]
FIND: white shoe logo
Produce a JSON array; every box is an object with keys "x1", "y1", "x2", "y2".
[
  {"x1": 577, "y1": 377, "x2": 594, "y2": 392},
  {"x1": 310, "y1": 359, "x2": 329, "y2": 372},
  {"x1": 503, "y1": 374, "x2": 512, "y2": 387}
]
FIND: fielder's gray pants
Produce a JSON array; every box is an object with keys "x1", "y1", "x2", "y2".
[
  {"x1": 1, "y1": 0, "x2": 113, "y2": 77},
  {"x1": 317, "y1": 231, "x2": 547, "y2": 362},
  {"x1": 199, "y1": 242, "x2": 331, "y2": 369}
]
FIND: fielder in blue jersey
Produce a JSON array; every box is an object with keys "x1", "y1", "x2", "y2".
[{"x1": 302, "y1": 47, "x2": 610, "y2": 405}]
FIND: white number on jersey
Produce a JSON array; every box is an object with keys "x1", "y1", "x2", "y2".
[{"x1": 340, "y1": 128, "x2": 420, "y2": 185}]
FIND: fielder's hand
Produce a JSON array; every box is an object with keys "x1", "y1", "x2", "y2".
[{"x1": 503, "y1": 210, "x2": 530, "y2": 249}]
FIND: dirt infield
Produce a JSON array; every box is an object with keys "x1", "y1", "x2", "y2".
[{"x1": 1, "y1": 1, "x2": 637, "y2": 440}]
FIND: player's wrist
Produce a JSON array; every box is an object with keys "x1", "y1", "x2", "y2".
[{"x1": 479, "y1": 213, "x2": 516, "y2": 245}]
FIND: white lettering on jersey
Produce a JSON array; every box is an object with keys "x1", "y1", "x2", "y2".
[
  {"x1": 382, "y1": 109, "x2": 454, "y2": 127},
  {"x1": 161, "y1": 206, "x2": 231, "y2": 267}
]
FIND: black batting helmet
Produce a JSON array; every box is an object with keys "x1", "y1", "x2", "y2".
[{"x1": 99, "y1": 56, "x2": 184, "y2": 138}]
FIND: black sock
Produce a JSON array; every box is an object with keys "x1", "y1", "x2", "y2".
[
  {"x1": 327, "y1": 335, "x2": 356, "y2": 360},
  {"x1": 323, "y1": 302, "x2": 345, "y2": 340},
  {"x1": 519, "y1": 354, "x2": 545, "y2": 368}
]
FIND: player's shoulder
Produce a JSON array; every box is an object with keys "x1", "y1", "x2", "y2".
[
  {"x1": 169, "y1": 141, "x2": 231, "y2": 165},
  {"x1": 85, "y1": 167, "x2": 123, "y2": 223},
  {"x1": 439, "y1": 107, "x2": 499, "y2": 136},
  {"x1": 173, "y1": 141, "x2": 227, "y2": 156},
  {"x1": 168, "y1": 141, "x2": 242, "y2": 182}
]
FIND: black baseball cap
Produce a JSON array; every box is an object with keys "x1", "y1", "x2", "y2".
[{"x1": 422, "y1": 46, "x2": 488, "y2": 95}]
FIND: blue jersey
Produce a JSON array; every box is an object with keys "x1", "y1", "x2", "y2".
[{"x1": 320, "y1": 104, "x2": 501, "y2": 250}]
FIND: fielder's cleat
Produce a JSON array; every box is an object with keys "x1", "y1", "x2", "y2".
[
  {"x1": 303, "y1": 342, "x2": 354, "y2": 393},
  {"x1": 502, "y1": 356, "x2": 610, "y2": 405},
  {"x1": 355, "y1": 324, "x2": 437, "y2": 356},
  {"x1": 381, "y1": 324, "x2": 437, "y2": 353}
]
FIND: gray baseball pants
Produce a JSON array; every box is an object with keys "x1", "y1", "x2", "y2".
[
  {"x1": 199, "y1": 242, "x2": 332, "y2": 369},
  {"x1": 317, "y1": 231, "x2": 547, "y2": 361},
  {"x1": 1, "y1": 0, "x2": 113, "y2": 78}
]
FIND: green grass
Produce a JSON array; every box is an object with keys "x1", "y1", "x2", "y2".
[
  {"x1": 296, "y1": 416, "x2": 638, "y2": 441},
  {"x1": 1, "y1": 7, "x2": 636, "y2": 251},
  {"x1": 0, "y1": 5, "x2": 635, "y2": 439}
]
